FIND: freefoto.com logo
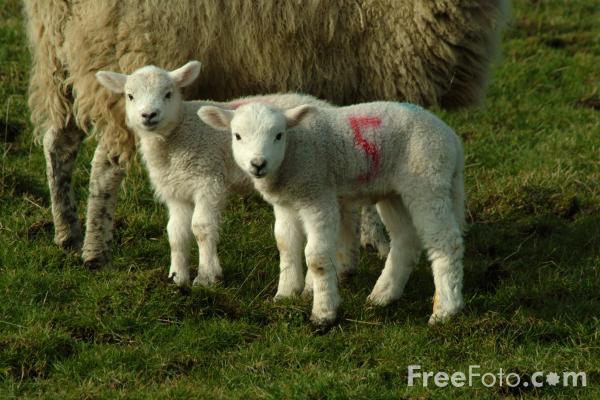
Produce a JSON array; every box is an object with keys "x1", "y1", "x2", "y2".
[{"x1": 408, "y1": 365, "x2": 587, "y2": 388}]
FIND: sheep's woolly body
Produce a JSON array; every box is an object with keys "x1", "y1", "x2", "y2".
[
  {"x1": 215, "y1": 102, "x2": 465, "y2": 325},
  {"x1": 25, "y1": 0, "x2": 508, "y2": 160}
]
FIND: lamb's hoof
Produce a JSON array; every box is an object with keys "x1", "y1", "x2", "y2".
[
  {"x1": 192, "y1": 273, "x2": 223, "y2": 287},
  {"x1": 310, "y1": 314, "x2": 338, "y2": 333},
  {"x1": 273, "y1": 290, "x2": 301, "y2": 302},
  {"x1": 366, "y1": 286, "x2": 400, "y2": 307},
  {"x1": 168, "y1": 272, "x2": 191, "y2": 288},
  {"x1": 428, "y1": 308, "x2": 462, "y2": 325}
]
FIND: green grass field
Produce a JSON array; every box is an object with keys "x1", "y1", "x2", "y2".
[{"x1": 1, "y1": 0, "x2": 599, "y2": 398}]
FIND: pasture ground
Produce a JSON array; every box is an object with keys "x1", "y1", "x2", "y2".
[{"x1": 0, "y1": 0, "x2": 598, "y2": 398}]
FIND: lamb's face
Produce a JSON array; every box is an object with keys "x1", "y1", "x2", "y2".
[
  {"x1": 230, "y1": 104, "x2": 288, "y2": 179},
  {"x1": 124, "y1": 68, "x2": 182, "y2": 134},
  {"x1": 96, "y1": 61, "x2": 201, "y2": 136}
]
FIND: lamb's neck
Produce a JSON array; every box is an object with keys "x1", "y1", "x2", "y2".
[{"x1": 136, "y1": 126, "x2": 178, "y2": 171}]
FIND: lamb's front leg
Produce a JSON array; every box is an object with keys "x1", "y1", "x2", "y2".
[
  {"x1": 166, "y1": 200, "x2": 193, "y2": 287},
  {"x1": 273, "y1": 205, "x2": 305, "y2": 300},
  {"x1": 191, "y1": 196, "x2": 224, "y2": 286},
  {"x1": 299, "y1": 201, "x2": 342, "y2": 328}
]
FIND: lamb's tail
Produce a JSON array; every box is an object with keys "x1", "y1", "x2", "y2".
[{"x1": 452, "y1": 139, "x2": 466, "y2": 234}]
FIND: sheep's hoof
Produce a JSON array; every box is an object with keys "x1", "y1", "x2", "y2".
[
  {"x1": 83, "y1": 255, "x2": 111, "y2": 270},
  {"x1": 359, "y1": 229, "x2": 390, "y2": 259},
  {"x1": 56, "y1": 234, "x2": 83, "y2": 252}
]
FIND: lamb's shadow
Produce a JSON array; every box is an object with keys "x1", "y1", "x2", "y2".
[{"x1": 350, "y1": 190, "x2": 600, "y2": 329}]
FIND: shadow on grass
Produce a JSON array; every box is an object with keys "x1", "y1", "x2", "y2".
[{"x1": 339, "y1": 185, "x2": 600, "y2": 336}]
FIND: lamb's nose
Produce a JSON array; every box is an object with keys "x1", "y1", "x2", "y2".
[
  {"x1": 250, "y1": 157, "x2": 267, "y2": 171},
  {"x1": 141, "y1": 111, "x2": 158, "y2": 120}
]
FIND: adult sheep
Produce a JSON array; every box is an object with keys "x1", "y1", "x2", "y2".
[{"x1": 24, "y1": 0, "x2": 508, "y2": 267}]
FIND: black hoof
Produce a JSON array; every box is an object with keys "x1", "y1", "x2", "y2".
[
  {"x1": 83, "y1": 254, "x2": 110, "y2": 270},
  {"x1": 310, "y1": 315, "x2": 338, "y2": 334}
]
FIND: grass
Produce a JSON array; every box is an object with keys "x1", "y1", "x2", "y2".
[{"x1": 1, "y1": 0, "x2": 599, "y2": 398}]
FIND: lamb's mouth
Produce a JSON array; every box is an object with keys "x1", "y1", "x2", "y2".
[
  {"x1": 142, "y1": 120, "x2": 159, "y2": 130},
  {"x1": 250, "y1": 170, "x2": 267, "y2": 178}
]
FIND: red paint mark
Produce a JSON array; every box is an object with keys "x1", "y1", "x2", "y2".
[
  {"x1": 227, "y1": 100, "x2": 248, "y2": 109},
  {"x1": 348, "y1": 116, "x2": 382, "y2": 182},
  {"x1": 227, "y1": 97, "x2": 273, "y2": 110}
]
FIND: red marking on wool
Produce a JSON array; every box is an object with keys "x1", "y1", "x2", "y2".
[
  {"x1": 227, "y1": 97, "x2": 273, "y2": 110},
  {"x1": 348, "y1": 116, "x2": 382, "y2": 182}
]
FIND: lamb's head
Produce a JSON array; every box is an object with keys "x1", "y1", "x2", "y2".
[
  {"x1": 96, "y1": 61, "x2": 201, "y2": 135},
  {"x1": 198, "y1": 103, "x2": 313, "y2": 179}
]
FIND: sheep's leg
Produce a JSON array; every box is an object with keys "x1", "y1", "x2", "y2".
[
  {"x1": 43, "y1": 125, "x2": 83, "y2": 250},
  {"x1": 299, "y1": 201, "x2": 342, "y2": 328},
  {"x1": 166, "y1": 200, "x2": 194, "y2": 287},
  {"x1": 273, "y1": 205, "x2": 305, "y2": 300},
  {"x1": 191, "y1": 195, "x2": 224, "y2": 286},
  {"x1": 407, "y1": 195, "x2": 464, "y2": 324},
  {"x1": 367, "y1": 198, "x2": 421, "y2": 305},
  {"x1": 360, "y1": 205, "x2": 390, "y2": 258},
  {"x1": 82, "y1": 142, "x2": 125, "y2": 268},
  {"x1": 336, "y1": 202, "x2": 360, "y2": 280}
]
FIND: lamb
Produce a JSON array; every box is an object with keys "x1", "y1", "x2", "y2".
[
  {"x1": 23, "y1": 0, "x2": 508, "y2": 268},
  {"x1": 95, "y1": 61, "x2": 346, "y2": 287},
  {"x1": 198, "y1": 101, "x2": 465, "y2": 327}
]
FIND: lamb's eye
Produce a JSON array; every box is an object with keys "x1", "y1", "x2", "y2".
[
  {"x1": 275, "y1": 132, "x2": 283, "y2": 141},
  {"x1": 127, "y1": 94, "x2": 134, "y2": 101},
  {"x1": 165, "y1": 91, "x2": 172, "y2": 99},
  {"x1": 234, "y1": 133, "x2": 241, "y2": 141}
]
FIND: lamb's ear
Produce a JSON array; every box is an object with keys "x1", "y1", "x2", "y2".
[
  {"x1": 170, "y1": 61, "x2": 202, "y2": 88},
  {"x1": 96, "y1": 71, "x2": 127, "y2": 93},
  {"x1": 284, "y1": 104, "x2": 314, "y2": 128},
  {"x1": 197, "y1": 106, "x2": 234, "y2": 131}
]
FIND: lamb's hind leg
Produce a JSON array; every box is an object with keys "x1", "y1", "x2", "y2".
[
  {"x1": 407, "y1": 194, "x2": 465, "y2": 324},
  {"x1": 367, "y1": 198, "x2": 421, "y2": 305},
  {"x1": 43, "y1": 124, "x2": 83, "y2": 250},
  {"x1": 82, "y1": 142, "x2": 125, "y2": 268}
]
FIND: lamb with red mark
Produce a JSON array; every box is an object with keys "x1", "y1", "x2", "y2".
[{"x1": 198, "y1": 100, "x2": 466, "y2": 328}]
